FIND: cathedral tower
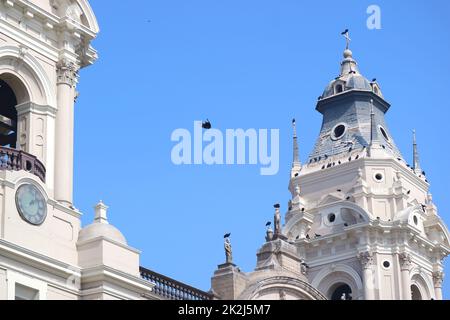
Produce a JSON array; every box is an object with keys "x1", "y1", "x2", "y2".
[{"x1": 211, "y1": 32, "x2": 450, "y2": 300}]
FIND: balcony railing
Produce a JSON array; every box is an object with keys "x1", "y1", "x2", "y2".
[
  {"x1": 0, "y1": 146, "x2": 46, "y2": 182},
  {"x1": 140, "y1": 267, "x2": 213, "y2": 300}
]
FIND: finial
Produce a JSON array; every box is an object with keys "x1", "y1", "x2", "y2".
[
  {"x1": 292, "y1": 118, "x2": 301, "y2": 168},
  {"x1": 94, "y1": 200, "x2": 109, "y2": 224},
  {"x1": 413, "y1": 129, "x2": 422, "y2": 175}
]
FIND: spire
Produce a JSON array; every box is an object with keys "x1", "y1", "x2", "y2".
[
  {"x1": 368, "y1": 99, "x2": 379, "y2": 157},
  {"x1": 292, "y1": 119, "x2": 301, "y2": 167},
  {"x1": 340, "y1": 29, "x2": 360, "y2": 76},
  {"x1": 413, "y1": 130, "x2": 422, "y2": 175}
]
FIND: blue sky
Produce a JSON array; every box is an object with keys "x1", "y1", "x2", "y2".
[{"x1": 75, "y1": 0, "x2": 450, "y2": 298}]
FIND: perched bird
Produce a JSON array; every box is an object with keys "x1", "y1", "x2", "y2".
[
  {"x1": 301, "y1": 208, "x2": 305, "y2": 212},
  {"x1": 295, "y1": 173, "x2": 299, "y2": 177},
  {"x1": 265, "y1": 222, "x2": 272, "y2": 227},
  {"x1": 407, "y1": 190, "x2": 411, "y2": 195},
  {"x1": 344, "y1": 223, "x2": 349, "y2": 227},
  {"x1": 355, "y1": 155, "x2": 360, "y2": 160},
  {"x1": 315, "y1": 233, "x2": 322, "y2": 238},
  {"x1": 224, "y1": 233, "x2": 231, "y2": 239},
  {"x1": 341, "y1": 29, "x2": 349, "y2": 35},
  {"x1": 301, "y1": 262, "x2": 310, "y2": 269},
  {"x1": 202, "y1": 119, "x2": 212, "y2": 130},
  {"x1": 372, "y1": 78, "x2": 377, "y2": 82},
  {"x1": 346, "y1": 196, "x2": 351, "y2": 201}
]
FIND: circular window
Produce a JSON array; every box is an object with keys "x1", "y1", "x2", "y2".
[
  {"x1": 331, "y1": 123, "x2": 347, "y2": 140},
  {"x1": 375, "y1": 173, "x2": 384, "y2": 182},
  {"x1": 383, "y1": 261, "x2": 391, "y2": 269},
  {"x1": 379, "y1": 126, "x2": 390, "y2": 141},
  {"x1": 413, "y1": 216, "x2": 418, "y2": 225},
  {"x1": 328, "y1": 213, "x2": 336, "y2": 223}
]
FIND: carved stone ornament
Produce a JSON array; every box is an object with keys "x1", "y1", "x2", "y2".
[
  {"x1": 57, "y1": 59, "x2": 79, "y2": 87},
  {"x1": 432, "y1": 271, "x2": 444, "y2": 287},
  {"x1": 357, "y1": 251, "x2": 374, "y2": 269},
  {"x1": 399, "y1": 253, "x2": 412, "y2": 270}
]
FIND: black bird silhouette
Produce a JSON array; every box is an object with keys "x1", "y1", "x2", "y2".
[
  {"x1": 355, "y1": 155, "x2": 360, "y2": 160},
  {"x1": 315, "y1": 233, "x2": 322, "y2": 238},
  {"x1": 372, "y1": 78, "x2": 377, "y2": 82},
  {"x1": 301, "y1": 208, "x2": 305, "y2": 212},
  {"x1": 224, "y1": 233, "x2": 231, "y2": 238},
  {"x1": 337, "y1": 189, "x2": 342, "y2": 192},
  {"x1": 265, "y1": 221, "x2": 272, "y2": 227},
  {"x1": 344, "y1": 223, "x2": 349, "y2": 227},
  {"x1": 202, "y1": 119, "x2": 212, "y2": 130},
  {"x1": 295, "y1": 173, "x2": 299, "y2": 177},
  {"x1": 301, "y1": 262, "x2": 310, "y2": 269},
  {"x1": 407, "y1": 190, "x2": 411, "y2": 195},
  {"x1": 341, "y1": 29, "x2": 349, "y2": 35},
  {"x1": 346, "y1": 196, "x2": 351, "y2": 201},
  {"x1": 296, "y1": 235, "x2": 300, "y2": 240}
]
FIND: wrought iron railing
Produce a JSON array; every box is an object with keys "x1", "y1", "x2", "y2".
[
  {"x1": 140, "y1": 267, "x2": 213, "y2": 300},
  {"x1": 0, "y1": 146, "x2": 46, "y2": 182}
]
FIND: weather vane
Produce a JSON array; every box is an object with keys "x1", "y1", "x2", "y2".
[{"x1": 341, "y1": 29, "x2": 351, "y2": 49}]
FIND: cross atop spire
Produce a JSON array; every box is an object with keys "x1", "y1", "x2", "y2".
[
  {"x1": 341, "y1": 29, "x2": 351, "y2": 50},
  {"x1": 413, "y1": 129, "x2": 422, "y2": 175}
]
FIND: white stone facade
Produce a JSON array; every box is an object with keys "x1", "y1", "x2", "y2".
[
  {"x1": 0, "y1": 0, "x2": 156, "y2": 300},
  {"x1": 211, "y1": 44, "x2": 450, "y2": 301}
]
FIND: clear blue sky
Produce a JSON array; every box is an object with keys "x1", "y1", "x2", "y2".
[{"x1": 75, "y1": 0, "x2": 450, "y2": 298}]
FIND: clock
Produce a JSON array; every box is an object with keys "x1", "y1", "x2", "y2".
[{"x1": 15, "y1": 184, "x2": 47, "y2": 226}]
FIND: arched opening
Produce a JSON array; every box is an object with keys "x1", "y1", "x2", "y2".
[
  {"x1": 411, "y1": 285, "x2": 422, "y2": 300},
  {"x1": 0, "y1": 79, "x2": 18, "y2": 148},
  {"x1": 329, "y1": 283, "x2": 352, "y2": 300},
  {"x1": 335, "y1": 84, "x2": 344, "y2": 94}
]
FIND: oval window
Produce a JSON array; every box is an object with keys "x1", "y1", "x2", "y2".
[
  {"x1": 331, "y1": 124, "x2": 347, "y2": 140},
  {"x1": 328, "y1": 213, "x2": 336, "y2": 223}
]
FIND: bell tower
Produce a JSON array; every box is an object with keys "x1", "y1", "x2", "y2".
[{"x1": 283, "y1": 32, "x2": 450, "y2": 300}]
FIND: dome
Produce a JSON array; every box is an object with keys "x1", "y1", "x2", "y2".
[
  {"x1": 346, "y1": 75, "x2": 372, "y2": 91},
  {"x1": 78, "y1": 222, "x2": 127, "y2": 245}
]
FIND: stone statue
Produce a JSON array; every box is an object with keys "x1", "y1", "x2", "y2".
[{"x1": 224, "y1": 237, "x2": 233, "y2": 264}]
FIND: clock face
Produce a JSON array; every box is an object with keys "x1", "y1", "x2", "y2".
[{"x1": 15, "y1": 184, "x2": 47, "y2": 226}]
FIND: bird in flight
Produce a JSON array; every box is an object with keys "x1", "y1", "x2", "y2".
[{"x1": 202, "y1": 119, "x2": 212, "y2": 130}]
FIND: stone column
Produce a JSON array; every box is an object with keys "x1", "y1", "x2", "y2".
[
  {"x1": 358, "y1": 251, "x2": 375, "y2": 300},
  {"x1": 432, "y1": 271, "x2": 444, "y2": 300},
  {"x1": 54, "y1": 59, "x2": 78, "y2": 206},
  {"x1": 399, "y1": 253, "x2": 412, "y2": 300}
]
